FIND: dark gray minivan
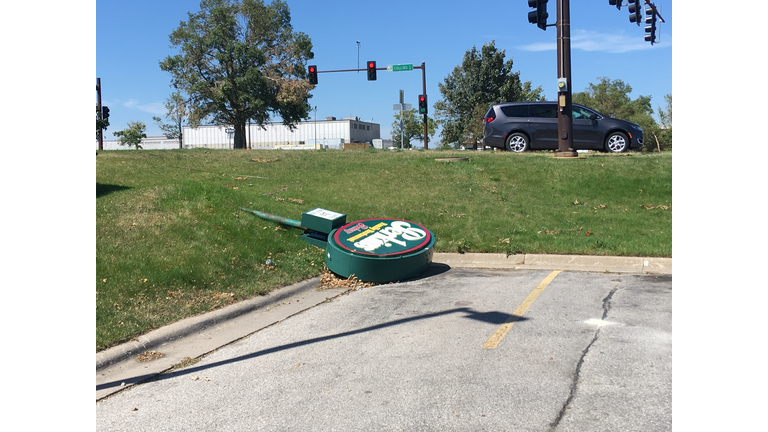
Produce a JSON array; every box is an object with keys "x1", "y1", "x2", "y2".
[{"x1": 481, "y1": 102, "x2": 644, "y2": 153}]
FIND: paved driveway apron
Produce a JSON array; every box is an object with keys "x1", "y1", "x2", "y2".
[{"x1": 96, "y1": 268, "x2": 672, "y2": 431}]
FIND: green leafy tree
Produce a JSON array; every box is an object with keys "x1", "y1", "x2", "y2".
[
  {"x1": 391, "y1": 109, "x2": 436, "y2": 149},
  {"x1": 113, "y1": 121, "x2": 147, "y2": 150},
  {"x1": 573, "y1": 77, "x2": 671, "y2": 152},
  {"x1": 434, "y1": 41, "x2": 544, "y2": 148},
  {"x1": 96, "y1": 106, "x2": 109, "y2": 139},
  {"x1": 572, "y1": 77, "x2": 652, "y2": 121},
  {"x1": 649, "y1": 94, "x2": 672, "y2": 152},
  {"x1": 160, "y1": 0, "x2": 314, "y2": 149},
  {"x1": 152, "y1": 91, "x2": 188, "y2": 149}
]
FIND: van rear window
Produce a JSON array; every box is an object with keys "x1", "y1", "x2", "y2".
[{"x1": 500, "y1": 105, "x2": 528, "y2": 118}]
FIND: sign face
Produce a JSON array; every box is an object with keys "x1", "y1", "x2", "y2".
[
  {"x1": 333, "y1": 218, "x2": 432, "y2": 256},
  {"x1": 387, "y1": 64, "x2": 414, "y2": 72},
  {"x1": 306, "y1": 208, "x2": 344, "y2": 220}
]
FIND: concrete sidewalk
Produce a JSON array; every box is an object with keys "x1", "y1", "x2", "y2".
[
  {"x1": 96, "y1": 253, "x2": 671, "y2": 401},
  {"x1": 434, "y1": 252, "x2": 671, "y2": 274}
]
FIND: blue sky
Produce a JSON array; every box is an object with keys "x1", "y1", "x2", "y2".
[{"x1": 96, "y1": 0, "x2": 672, "y2": 144}]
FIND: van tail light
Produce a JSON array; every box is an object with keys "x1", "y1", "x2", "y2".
[{"x1": 484, "y1": 116, "x2": 495, "y2": 124}]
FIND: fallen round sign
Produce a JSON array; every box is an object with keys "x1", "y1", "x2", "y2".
[{"x1": 325, "y1": 218, "x2": 435, "y2": 283}]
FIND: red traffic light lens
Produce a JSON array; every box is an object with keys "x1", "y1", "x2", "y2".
[
  {"x1": 368, "y1": 62, "x2": 374, "y2": 68},
  {"x1": 309, "y1": 66, "x2": 315, "y2": 72}
]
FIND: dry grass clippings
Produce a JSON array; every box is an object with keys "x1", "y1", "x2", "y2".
[
  {"x1": 135, "y1": 350, "x2": 166, "y2": 363},
  {"x1": 319, "y1": 270, "x2": 376, "y2": 291}
]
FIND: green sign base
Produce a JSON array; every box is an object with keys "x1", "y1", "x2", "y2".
[{"x1": 325, "y1": 218, "x2": 435, "y2": 283}]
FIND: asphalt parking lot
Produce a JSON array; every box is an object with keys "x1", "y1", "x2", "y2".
[{"x1": 96, "y1": 265, "x2": 671, "y2": 431}]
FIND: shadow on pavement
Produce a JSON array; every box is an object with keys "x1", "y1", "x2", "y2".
[{"x1": 97, "y1": 307, "x2": 528, "y2": 392}]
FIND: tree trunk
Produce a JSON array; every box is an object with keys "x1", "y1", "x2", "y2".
[
  {"x1": 233, "y1": 122, "x2": 247, "y2": 149},
  {"x1": 652, "y1": 131, "x2": 661, "y2": 152},
  {"x1": 178, "y1": 118, "x2": 183, "y2": 149}
]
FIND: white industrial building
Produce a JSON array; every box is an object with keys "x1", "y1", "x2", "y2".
[
  {"x1": 97, "y1": 116, "x2": 383, "y2": 150},
  {"x1": 97, "y1": 136, "x2": 181, "y2": 150},
  {"x1": 184, "y1": 116, "x2": 380, "y2": 150}
]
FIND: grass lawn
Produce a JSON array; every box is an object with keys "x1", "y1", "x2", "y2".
[{"x1": 96, "y1": 148, "x2": 671, "y2": 350}]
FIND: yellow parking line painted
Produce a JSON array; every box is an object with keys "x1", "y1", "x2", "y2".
[{"x1": 482, "y1": 270, "x2": 562, "y2": 349}]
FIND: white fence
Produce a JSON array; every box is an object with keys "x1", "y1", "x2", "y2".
[
  {"x1": 96, "y1": 119, "x2": 381, "y2": 151},
  {"x1": 96, "y1": 137, "x2": 180, "y2": 150}
]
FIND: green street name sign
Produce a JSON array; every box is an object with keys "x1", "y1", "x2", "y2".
[{"x1": 387, "y1": 64, "x2": 413, "y2": 72}]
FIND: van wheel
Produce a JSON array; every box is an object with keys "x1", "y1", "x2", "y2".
[
  {"x1": 605, "y1": 132, "x2": 629, "y2": 153},
  {"x1": 506, "y1": 133, "x2": 528, "y2": 152}
]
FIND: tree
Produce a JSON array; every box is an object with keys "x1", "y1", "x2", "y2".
[
  {"x1": 96, "y1": 106, "x2": 109, "y2": 139},
  {"x1": 113, "y1": 121, "x2": 147, "y2": 150},
  {"x1": 573, "y1": 77, "x2": 671, "y2": 152},
  {"x1": 651, "y1": 94, "x2": 672, "y2": 151},
  {"x1": 391, "y1": 109, "x2": 436, "y2": 149},
  {"x1": 152, "y1": 91, "x2": 188, "y2": 149},
  {"x1": 434, "y1": 41, "x2": 544, "y2": 148},
  {"x1": 572, "y1": 77, "x2": 652, "y2": 121},
  {"x1": 160, "y1": 0, "x2": 314, "y2": 149}
]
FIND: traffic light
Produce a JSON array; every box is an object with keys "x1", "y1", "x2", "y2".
[
  {"x1": 308, "y1": 65, "x2": 318, "y2": 85},
  {"x1": 102, "y1": 106, "x2": 110, "y2": 120},
  {"x1": 367, "y1": 61, "x2": 377, "y2": 81},
  {"x1": 628, "y1": 0, "x2": 642, "y2": 25},
  {"x1": 418, "y1": 95, "x2": 427, "y2": 115},
  {"x1": 609, "y1": 0, "x2": 621, "y2": 10},
  {"x1": 644, "y1": 6, "x2": 657, "y2": 44},
  {"x1": 527, "y1": 0, "x2": 548, "y2": 31}
]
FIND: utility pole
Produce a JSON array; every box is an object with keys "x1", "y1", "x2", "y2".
[
  {"x1": 555, "y1": 0, "x2": 577, "y2": 157},
  {"x1": 97, "y1": 77, "x2": 103, "y2": 151},
  {"x1": 399, "y1": 90, "x2": 404, "y2": 149},
  {"x1": 421, "y1": 62, "x2": 428, "y2": 150}
]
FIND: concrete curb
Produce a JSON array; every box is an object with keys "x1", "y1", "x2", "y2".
[
  {"x1": 432, "y1": 253, "x2": 671, "y2": 274},
  {"x1": 97, "y1": 276, "x2": 323, "y2": 372},
  {"x1": 96, "y1": 277, "x2": 357, "y2": 400}
]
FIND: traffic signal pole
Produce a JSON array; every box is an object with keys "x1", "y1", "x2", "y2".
[
  {"x1": 421, "y1": 62, "x2": 427, "y2": 150},
  {"x1": 555, "y1": 0, "x2": 577, "y2": 157},
  {"x1": 315, "y1": 62, "x2": 429, "y2": 149}
]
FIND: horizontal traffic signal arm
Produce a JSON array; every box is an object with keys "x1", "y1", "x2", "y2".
[
  {"x1": 308, "y1": 66, "x2": 388, "y2": 73},
  {"x1": 306, "y1": 63, "x2": 424, "y2": 83}
]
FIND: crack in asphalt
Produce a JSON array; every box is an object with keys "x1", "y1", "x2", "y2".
[{"x1": 549, "y1": 285, "x2": 619, "y2": 431}]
